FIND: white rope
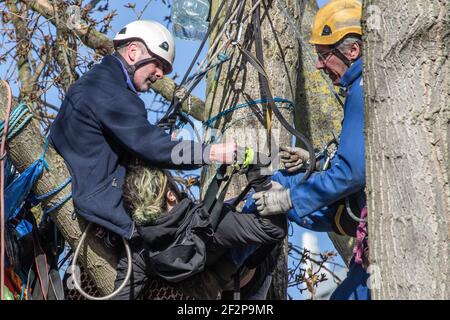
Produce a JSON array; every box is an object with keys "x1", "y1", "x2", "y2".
[{"x1": 70, "y1": 223, "x2": 133, "y2": 300}]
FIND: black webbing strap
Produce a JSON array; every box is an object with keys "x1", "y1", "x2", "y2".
[
  {"x1": 202, "y1": 165, "x2": 236, "y2": 230},
  {"x1": 27, "y1": 211, "x2": 50, "y2": 300},
  {"x1": 25, "y1": 210, "x2": 65, "y2": 300},
  {"x1": 240, "y1": 0, "x2": 316, "y2": 182}
]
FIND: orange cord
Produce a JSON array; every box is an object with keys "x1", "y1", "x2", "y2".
[{"x1": 1, "y1": 80, "x2": 12, "y2": 300}]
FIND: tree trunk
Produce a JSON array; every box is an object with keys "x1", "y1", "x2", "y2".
[
  {"x1": 363, "y1": 0, "x2": 449, "y2": 299},
  {"x1": 0, "y1": 81, "x2": 118, "y2": 295}
]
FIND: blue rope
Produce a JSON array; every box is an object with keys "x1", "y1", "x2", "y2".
[
  {"x1": 41, "y1": 192, "x2": 73, "y2": 222},
  {"x1": 40, "y1": 137, "x2": 50, "y2": 170},
  {"x1": 186, "y1": 53, "x2": 231, "y2": 84},
  {"x1": 204, "y1": 97, "x2": 295, "y2": 128},
  {"x1": 35, "y1": 177, "x2": 72, "y2": 201},
  {"x1": 0, "y1": 102, "x2": 33, "y2": 142}
]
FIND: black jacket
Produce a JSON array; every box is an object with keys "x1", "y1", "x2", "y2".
[{"x1": 49, "y1": 55, "x2": 205, "y2": 239}]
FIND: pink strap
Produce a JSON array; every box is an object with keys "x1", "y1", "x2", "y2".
[{"x1": 353, "y1": 206, "x2": 368, "y2": 265}]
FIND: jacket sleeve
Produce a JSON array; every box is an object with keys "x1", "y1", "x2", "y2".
[
  {"x1": 288, "y1": 84, "x2": 365, "y2": 217},
  {"x1": 92, "y1": 92, "x2": 206, "y2": 170},
  {"x1": 213, "y1": 209, "x2": 287, "y2": 248}
]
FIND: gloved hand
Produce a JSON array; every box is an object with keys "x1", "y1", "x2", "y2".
[
  {"x1": 252, "y1": 181, "x2": 292, "y2": 216},
  {"x1": 279, "y1": 146, "x2": 319, "y2": 173}
]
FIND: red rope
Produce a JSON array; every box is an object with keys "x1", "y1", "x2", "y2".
[{"x1": 1, "y1": 80, "x2": 12, "y2": 300}]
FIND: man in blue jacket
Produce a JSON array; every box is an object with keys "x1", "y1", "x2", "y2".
[
  {"x1": 49, "y1": 20, "x2": 237, "y2": 240},
  {"x1": 251, "y1": 0, "x2": 370, "y2": 300}
]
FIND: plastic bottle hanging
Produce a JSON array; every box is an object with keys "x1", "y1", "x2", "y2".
[{"x1": 171, "y1": 0, "x2": 210, "y2": 41}]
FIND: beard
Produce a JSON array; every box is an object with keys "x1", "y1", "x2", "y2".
[{"x1": 136, "y1": 76, "x2": 158, "y2": 92}]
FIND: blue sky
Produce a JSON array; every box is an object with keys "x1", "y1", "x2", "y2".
[{"x1": 1, "y1": 0, "x2": 346, "y2": 300}]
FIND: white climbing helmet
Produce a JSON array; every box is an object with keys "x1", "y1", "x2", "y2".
[{"x1": 113, "y1": 20, "x2": 176, "y2": 74}]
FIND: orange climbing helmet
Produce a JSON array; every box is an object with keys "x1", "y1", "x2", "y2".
[{"x1": 309, "y1": 0, "x2": 362, "y2": 46}]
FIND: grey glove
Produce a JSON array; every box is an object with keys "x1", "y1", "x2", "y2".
[
  {"x1": 279, "y1": 146, "x2": 319, "y2": 173},
  {"x1": 252, "y1": 181, "x2": 292, "y2": 216}
]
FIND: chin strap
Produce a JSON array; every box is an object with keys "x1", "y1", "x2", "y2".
[
  {"x1": 112, "y1": 52, "x2": 159, "y2": 85},
  {"x1": 331, "y1": 47, "x2": 353, "y2": 68}
]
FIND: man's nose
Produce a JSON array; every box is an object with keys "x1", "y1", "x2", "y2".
[{"x1": 155, "y1": 67, "x2": 164, "y2": 79}]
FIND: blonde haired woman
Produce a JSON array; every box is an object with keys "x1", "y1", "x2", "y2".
[{"x1": 113, "y1": 164, "x2": 287, "y2": 300}]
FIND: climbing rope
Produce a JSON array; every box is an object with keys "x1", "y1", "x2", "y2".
[
  {"x1": 237, "y1": 0, "x2": 315, "y2": 182},
  {"x1": 70, "y1": 222, "x2": 132, "y2": 300},
  {"x1": 204, "y1": 97, "x2": 295, "y2": 128},
  {"x1": 0, "y1": 102, "x2": 33, "y2": 144}
]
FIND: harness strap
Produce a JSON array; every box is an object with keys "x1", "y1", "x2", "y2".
[
  {"x1": 203, "y1": 164, "x2": 237, "y2": 230},
  {"x1": 244, "y1": 1, "x2": 316, "y2": 182},
  {"x1": 26, "y1": 211, "x2": 50, "y2": 300}
]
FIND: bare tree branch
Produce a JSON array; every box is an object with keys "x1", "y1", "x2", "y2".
[{"x1": 7, "y1": 0, "x2": 33, "y2": 99}]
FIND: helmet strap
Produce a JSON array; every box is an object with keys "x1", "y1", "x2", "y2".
[
  {"x1": 133, "y1": 57, "x2": 159, "y2": 71},
  {"x1": 331, "y1": 47, "x2": 353, "y2": 68},
  {"x1": 112, "y1": 51, "x2": 137, "y2": 81},
  {"x1": 113, "y1": 52, "x2": 158, "y2": 87}
]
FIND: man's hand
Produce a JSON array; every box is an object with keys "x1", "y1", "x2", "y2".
[
  {"x1": 252, "y1": 181, "x2": 292, "y2": 216},
  {"x1": 279, "y1": 146, "x2": 319, "y2": 172},
  {"x1": 209, "y1": 141, "x2": 237, "y2": 164}
]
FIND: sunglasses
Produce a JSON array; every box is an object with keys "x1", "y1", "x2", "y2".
[{"x1": 316, "y1": 48, "x2": 334, "y2": 62}]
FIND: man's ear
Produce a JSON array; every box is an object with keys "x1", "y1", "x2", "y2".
[
  {"x1": 348, "y1": 42, "x2": 361, "y2": 60},
  {"x1": 127, "y1": 42, "x2": 139, "y2": 63}
]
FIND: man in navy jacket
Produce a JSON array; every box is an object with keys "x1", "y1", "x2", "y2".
[{"x1": 49, "y1": 20, "x2": 236, "y2": 240}]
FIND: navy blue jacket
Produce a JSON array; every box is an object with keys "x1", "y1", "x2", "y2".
[{"x1": 49, "y1": 55, "x2": 205, "y2": 239}]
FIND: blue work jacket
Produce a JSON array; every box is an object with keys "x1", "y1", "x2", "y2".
[{"x1": 274, "y1": 57, "x2": 366, "y2": 231}]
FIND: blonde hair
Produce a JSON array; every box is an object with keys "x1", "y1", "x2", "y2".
[{"x1": 123, "y1": 165, "x2": 168, "y2": 226}]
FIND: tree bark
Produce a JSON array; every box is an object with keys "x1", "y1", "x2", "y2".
[
  {"x1": 0, "y1": 81, "x2": 118, "y2": 295},
  {"x1": 363, "y1": 0, "x2": 449, "y2": 299}
]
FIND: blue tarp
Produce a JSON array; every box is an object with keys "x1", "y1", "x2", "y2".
[{"x1": 4, "y1": 159, "x2": 45, "y2": 237}]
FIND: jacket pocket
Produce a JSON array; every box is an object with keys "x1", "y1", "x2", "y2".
[{"x1": 84, "y1": 176, "x2": 117, "y2": 201}]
